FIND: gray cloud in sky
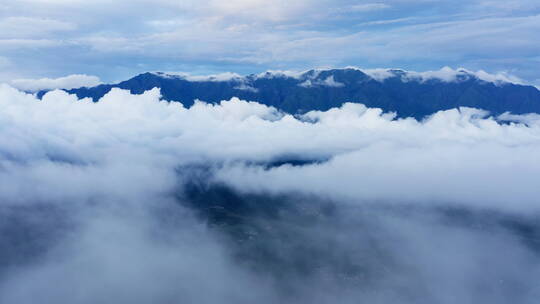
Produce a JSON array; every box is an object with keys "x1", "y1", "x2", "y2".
[{"x1": 0, "y1": 0, "x2": 539, "y2": 86}]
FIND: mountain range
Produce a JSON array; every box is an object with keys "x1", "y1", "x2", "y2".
[{"x1": 40, "y1": 68, "x2": 540, "y2": 119}]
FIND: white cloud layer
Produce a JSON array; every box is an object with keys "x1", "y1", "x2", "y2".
[
  {"x1": 154, "y1": 66, "x2": 533, "y2": 88},
  {"x1": 358, "y1": 66, "x2": 527, "y2": 85},
  {"x1": 0, "y1": 85, "x2": 539, "y2": 212},
  {"x1": 10, "y1": 74, "x2": 102, "y2": 91},
  {"x1": 1, "y1": 86, "x2": 540, "y2": 303}
]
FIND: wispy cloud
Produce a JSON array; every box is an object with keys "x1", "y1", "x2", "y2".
[
  {"x1": 348, "y1": 3, "x2": 391, "y2": 12},
  {"x1": 0, "y1": 1, "x2": 539, "y2": 84},
  {"x1": 358, "y1": 16, "x2": 418, "y2": 26},
  {"x1": 0, "y1": 17, "x2": 75, "y2": 39},
  {"x1": 10, "y1": 74, "x2": 101, "y2": 91}
]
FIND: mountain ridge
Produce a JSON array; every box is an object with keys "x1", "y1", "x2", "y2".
[{"x1": 39, "y1": 67, "x2": 540, "y2": 119}]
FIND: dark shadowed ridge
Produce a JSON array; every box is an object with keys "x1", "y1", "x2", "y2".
[{"x1": 38, "y1": 68, "x2": 540, "y2": 119}]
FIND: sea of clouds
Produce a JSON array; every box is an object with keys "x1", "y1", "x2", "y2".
[{"x1": 1, "y1": 84, "x2": 539, "y2": 303}]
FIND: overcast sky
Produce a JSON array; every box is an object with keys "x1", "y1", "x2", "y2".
[{"x1": 1, "y1": 0, "x2": 539, "y2": 86}]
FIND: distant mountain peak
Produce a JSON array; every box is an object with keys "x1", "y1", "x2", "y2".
[
  {"x1": 149, "y1": 71, "x2": 245, "y2": 82},
  {"x1": 42, "y1": 67, "x2": 540, "y2": 119},
  {"x1": 148, "y1": 67, "x2": 526, "y2": 88}
]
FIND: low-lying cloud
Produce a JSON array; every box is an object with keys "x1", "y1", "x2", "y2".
[
  {"x1": 359, "y1": 66, "x2": 527, "y2": 85},
  {"x1": 10, "y1": 74, "x2": 101, "y2": 92},
  {"x1": 0, "y1": 85, "x2": 539, "y2": 303}
]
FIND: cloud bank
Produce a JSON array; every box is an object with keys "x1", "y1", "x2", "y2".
[
  {"x1": 1, "y1": 0, "x2": 539, "y2": 85},
  {"x1": 10, "y1": 74, "x2": 102, "y2": 92},
  {"x1": 358, "y1": 66, "x2": 527, "y2": 85},
  {"x1": 154, "y1": 66, "x2": 531, "y2": 88},
  {"x1": 0, "y1": 86, "x2": 539, "y2": 303}
]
